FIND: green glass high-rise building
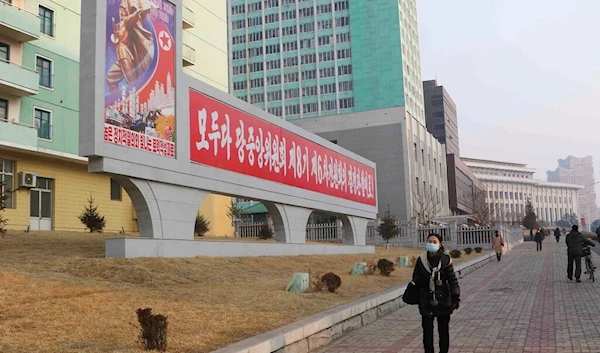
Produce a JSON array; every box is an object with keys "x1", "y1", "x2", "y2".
[{"x1": 227, "y1": 0, "x2": 450, "y2": 220}]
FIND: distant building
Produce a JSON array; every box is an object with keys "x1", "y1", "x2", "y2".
[
  {"x1": 446, "y1": 154, "x2": 484, "y2": 215},
  {"x1": 547, "y1": 156, "x2": 597, "y2": 230},
  {"x1": 423, "y1": 80, "x2": 459, "y2": 156},
  {"x1": 464, "y1": 158, "x2": 582, "y2": 225}
]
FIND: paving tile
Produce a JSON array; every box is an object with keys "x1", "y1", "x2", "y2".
[{"x1": 313, "y1": 240, "x2": 600, "y2": 353}]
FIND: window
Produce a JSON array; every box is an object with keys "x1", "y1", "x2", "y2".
[
  {"x1": 268, "y1": 107, "x2": 282, "y2": 117},
  {"x1": 39, "y1": 5, "x2": 54, "y2": 37},
  {"x1": 302, "y1": 86, "x2": 317, "y2": 97},
  {"x1": 285, "y1": 104, "x2": 300, "y2": 116},
  {"x1": 302, "y1": 102, "x2": 317, "y2": 113},
  {"x1": 432, "y1": 98, "x2": 443, "y2": 106},
  {"x1": 283, "y1": 57, "x2": 298, "y2": 67},
  {"x1": 338, "y1": 64, "x2": 352, "y2": 75},
  {"x1": 321, "y1": 100, "x2": 336, "y2": 111},
  {"x1": 337, "y1": 48, "x2": 351, "y2": 59},
  {"x1": 335, "y1": 17, "x2": 350, "y2": 27},
  {"x1": 0, "y1": 98, "x2": 7, "y2": 121},
  {"x1": 339, "y1": 97, "x2": 354, "y2": 109},
  {"x1": 299, "y1": 23, "x2": 314, "y2": 33},
  {"x1": 0, "y1": 42, "x2": 9, "y2": 61},
  {"x1": 267, "y1": 91, "x2": 282, "y2": 101},
  {"x1": 301, "y1": 69, "x2": 316, "y2": 80},
  {"x1": 301, "y1": 53, "x2": 316, "y2": 64},
  {"x1": 319, "y1": 51, "x2": 334, "y2": 62},
  {"x1": 231, "y1": 4, "x2": 245, "y2": 14},
  {"x1": 267, "y1": 75, "x2": 281, "y2": 86},
  {"x1": 110, "y1": 178, "x2": 122, "y2": 201},
  {"x1": 338, "y1": 81, "x2": 353, "y2": 92},
  {"x1": 36, "y1": 56, "x2": 53, "y2": 88},
  {"x1": 0, "y1": 159, "x2": 14, "y2": 209},
  {"x1": 34, "y1": 108, "x2": 52, "y2": 139},
  {"x1": 284, "y1": 88, "x2": 299, "y2": 99},
  {"x1": 413, "y1": 143, "x2": 417, "y2": 162},
  {"x1": 336, "y1": 32, "x2": 351, "y2": 43},
  {"x1": 334, "y1": 0, "x2": 349, "y2": 11},
  {"x1": 250, "y1": 93, "x2": 264, "y2": 103}
]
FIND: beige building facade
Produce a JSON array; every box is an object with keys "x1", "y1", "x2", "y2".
[{"x1": 463, "y1": 158, "x2": 581, "y2": 225}]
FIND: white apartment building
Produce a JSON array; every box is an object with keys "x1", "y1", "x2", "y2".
[{"x1": 463, "y1": 158, "x2": 581, "y2": 225}]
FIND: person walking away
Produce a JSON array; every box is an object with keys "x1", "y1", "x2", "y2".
[
  {"x1": 566, "y1": 225, "x2": 596, "y2": 282},
  {"x1": 412, "y1": 233, "x2": 461, "y2": 353},
  {"x1": 492, "y1": 230, "x2": 504, "y2": 261},
  {"x1": 530, "y1": 229, "x2": 534, "y2": 241},
  {"x1": 554, "y1": 227, "x2": 561, "y2": 243},
  {"x1": 534, "y1": 229, "x2": 543, "y2": 251}
]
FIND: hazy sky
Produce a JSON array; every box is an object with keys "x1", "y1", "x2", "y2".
[{"x1": 417, "y1": 0, "x2": 600, "y2": 205}]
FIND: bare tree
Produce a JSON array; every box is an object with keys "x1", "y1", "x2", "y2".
[
  {"x1": 413, "y1": 186, "x2": 443, "y2": 225},
  {"x1": 472, "y1": 188, "x2": 493, "y2": 225}
]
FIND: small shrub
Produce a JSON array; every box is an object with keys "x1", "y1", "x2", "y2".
[
  {"x1": 464, "y1": 247, "x2": 473, "y2": 255},
  {"x1": 474, "y1": 247, "x2": 483, "y2": 253},
  {"x1": 136, "y1": 308, "x2": 168, "y2": 352},
  {"x1": 377, "y1": 259, "x2": 395, "y2": 276},
  {"x1": 321, "y1": 272, "x2": 342, "y2": 293},
  {"x1": 194, "y1": 213, "x2": 210, "y2": 236},
  {"x1": 449, "y1": 249, "x2": 461, "y2": 259},
  {"x1": 257, "y1": 224, "x2": 274, "y2": 240},
  {"x1": 364, "y1": 260, "x2": 377, "y2": 276},
  {"x1": 409, "y1": 255, "x2": 418, "y2": 267},
  {"x1": 78, "y1": 197, "x2": 106, "y2": 233}
]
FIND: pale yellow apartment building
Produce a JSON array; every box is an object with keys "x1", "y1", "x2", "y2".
[{"x1": 0, "y1": 0, "x2": 233, "y2": 235}]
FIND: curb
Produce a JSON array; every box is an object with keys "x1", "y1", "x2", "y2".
[{"x1": 211, "y1": 247, "x2": 510, "y2": 353}]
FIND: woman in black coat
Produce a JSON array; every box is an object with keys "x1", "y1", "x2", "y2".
[{"x1": 412, "y1": 233, "x2": 461, "y2": 353}]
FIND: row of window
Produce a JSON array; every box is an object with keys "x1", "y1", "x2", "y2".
[
  {"x1": 234, "y1": 16, "x2": 348, "y2": 31},
  {"x1": 276, "y1": 98, "x2": 353, "y2": 116},
  {"x1": 233, "y1": 64, "x2": 353, "y2": 83},
  {"x1": 233, "y1": 30, "x2": 350, "y2": 48},
  {"x1": 232, "y1": 0, "x2": 348, "y2": 15},
  {"x1": 244, "y1": 81, "x2": 353, "y2": 102}
]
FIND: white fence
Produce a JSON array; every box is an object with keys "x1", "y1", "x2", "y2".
[
  {"x1": 236, "y1": 218, "x2": 525, "y2": 250},
  {"x1": 236, "y1": 221, "x2": 271, "y2": 238},
  {"x1": 236, "y1": 220, "x2": 342, "y2": 242},
  {"x1": 366, "y1": 218, "x2": 524, "y2": 250}
]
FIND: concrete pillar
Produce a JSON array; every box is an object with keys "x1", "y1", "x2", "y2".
[
  {"x1": 342, "y1": 216, "x2": 370, "y2": 246},
  {"x1": 264, "y1": 202, "x2": 312, "y2": 243},
  {"x1": 115, "y1": 176, "x2": 209, "y2": 240}
]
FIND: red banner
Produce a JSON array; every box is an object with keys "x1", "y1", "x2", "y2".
[{"x1": 189, "y1": 90, "x2": 376, "y2": 206}]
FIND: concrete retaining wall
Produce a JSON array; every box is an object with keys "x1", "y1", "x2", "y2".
[{"x1": 211, "y1": 251, "x2": 498, "y2": 353}]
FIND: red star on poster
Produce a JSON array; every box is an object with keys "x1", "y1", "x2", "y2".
[{"x1": 158, "y1": 31, "x2": 172, "y2": 51}]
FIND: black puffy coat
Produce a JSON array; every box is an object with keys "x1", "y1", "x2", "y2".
[{"x1": 412, "y1": 251, "x2": 461, "y2": 317}]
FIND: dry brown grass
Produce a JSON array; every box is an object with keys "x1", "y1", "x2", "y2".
[{"x1": 0, "y1": 231, "x2": 487, "y2": 353}]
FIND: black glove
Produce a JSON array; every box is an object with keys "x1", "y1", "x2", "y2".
[{"x1": 452, "y1": 296, "x2": 460, "y2": 310}]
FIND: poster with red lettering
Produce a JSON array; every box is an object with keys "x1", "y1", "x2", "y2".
[
  {"x1": 189, "y1": 90, "x2": 377, "y2": 206},
  {"x1": 103, "y1": 0, "x2": 176, "y2": 158}
]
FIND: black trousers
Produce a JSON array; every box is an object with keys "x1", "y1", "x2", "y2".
[
  {"x1": 567, "y1": 253, "x2": 582, "y2": 279},
  {"x1": 496, "y1": 253, "x2": 502, "y2": 261},
  {"x1": 422, "y1": 315, "x2": 450, "y2": 353},
  {"x1": 536, "y1": 241, "x2": 542, "y2": 251}
]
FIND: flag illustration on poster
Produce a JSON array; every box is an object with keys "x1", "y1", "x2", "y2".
[{"x1": 103, "y1": 0, "x2": 176, "y2": 158}]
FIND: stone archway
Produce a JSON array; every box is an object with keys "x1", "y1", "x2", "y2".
[{"x1": 114, "y1": 176, "x2": 208, "y2": 240}]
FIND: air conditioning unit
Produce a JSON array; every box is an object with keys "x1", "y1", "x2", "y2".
[{"x1": 18, "y1": 172, "x2": 37, "y2": 188}]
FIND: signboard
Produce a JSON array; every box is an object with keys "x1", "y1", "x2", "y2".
[
  {"x1": 103, "y1": 0, "x2": 176, "y2": 158},
  {"x1": 189, "y1": 90, "x2": 377, "y2": 206}
]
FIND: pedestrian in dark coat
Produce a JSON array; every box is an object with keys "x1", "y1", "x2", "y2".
[
  {"x1": 412, "y1": 233, "x2": 461, "y2": 353},
  {"x1": 534, "y1": 229, "x2": 543, "y2": 251},
  {"x1": 566, "y1": 225, "x2": 595, "y2": 282},
  {"x1": 554, "y1": 227, "x2": 561, "y2": 243}
]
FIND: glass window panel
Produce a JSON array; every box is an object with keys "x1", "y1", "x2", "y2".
[
  {"x1": 30, "y1": 191, "x2": 39, "y2": 217},
  {"x1": 41, "y1": 191, "x2": 52, "y2": 218}
]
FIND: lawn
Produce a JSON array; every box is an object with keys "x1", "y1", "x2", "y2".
[{"x1": 0, "y1": 231, "x2": 488, "y2": 353}]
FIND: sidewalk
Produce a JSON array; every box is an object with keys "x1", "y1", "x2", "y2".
[{"x1": 314, "y1": 239, "x2": 600, "y2": 353}]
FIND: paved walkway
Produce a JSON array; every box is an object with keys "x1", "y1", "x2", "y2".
[{"x1": 315, "y1": 239, "x2": 600, "y2": 353}]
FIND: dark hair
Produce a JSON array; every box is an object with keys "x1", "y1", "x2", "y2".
[
  {"x1": 495, "y1": 230, "x2": 499, "y2": 236},
  {"x1": 427, "y1": 233, "x2": 445, "y2": 252},
  {"x1": 572, "y1": 225, "x2": 579, "y2": 232}
]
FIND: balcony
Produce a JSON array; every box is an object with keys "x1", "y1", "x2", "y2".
[
  {"x1": 0, "y1": 59, "x2": 39, "y2": 96},
  {"x1": 182, "y1": 31, "x2": 195, "y2": 66},
  {"x1": 182, "y1": 6, "x2": 195, "y2": 29},
  {"x1": 0, "y1": 1, "x2": 40, "y2": 42},
  {"x1": 0, "y1": 119, "x2": 38, "y2": 149}
]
